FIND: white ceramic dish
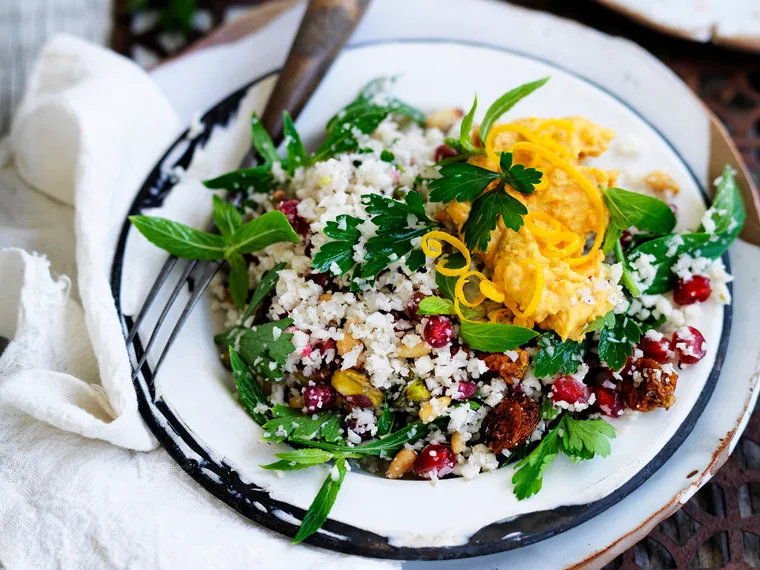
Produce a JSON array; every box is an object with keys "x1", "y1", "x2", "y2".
[
  {"x1": 595, "y1": 0, "x2": 760, "y2": 52},
  {"x1": 113, "y1": 38, "x2": 735, "y2": 559}
]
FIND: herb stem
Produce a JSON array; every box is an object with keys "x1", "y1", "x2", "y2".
[{"x1": 614, "y1": 239, "x2": 641, "y2": 297}]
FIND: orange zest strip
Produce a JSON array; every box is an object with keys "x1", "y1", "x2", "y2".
[
  {"x1": 420, "y1": 231, "x2": 471, "y2": 277},
  {"x1": 485, "y1": 124, "x2": 572, "y2": 167},
  {"x1": 509, "y1": 141, "x2": 606, "y2": 258}
]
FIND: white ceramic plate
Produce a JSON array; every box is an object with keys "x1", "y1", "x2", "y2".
[
  {"x1": 113, "y1": 39, "x2": 731, "y2": 559},
  {"x1": 595, "y1": 0, "x2": 760, "y2": 52}
]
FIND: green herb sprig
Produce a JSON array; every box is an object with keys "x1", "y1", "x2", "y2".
[
  {"x1": 130, "y1": 198, "x2": 299, "y2": 309},
  {"x1": 597, "y1": 314, "x2": 642, "y2": 371},
  {"x1": 532, "y1": 332, "x2": 586, "y2": 378},
  {"x1": 601, "y1": 187, "x2": 676, "y2": 254},
  {"x1": 429, "y1": 151, "x2": 540, "y2": 251},
  {"x1": 215, "y1": 320, "x2": 295, "y2": 380},
  {"x1": 311, "y1": 191, "x2": 439, "y2": 281},
  {"x1": 626, "y1": 165, "x2": 744, "y2": 295},
  {"x1": 512, "y1": 415, "x2": 616, "y2": 500}
]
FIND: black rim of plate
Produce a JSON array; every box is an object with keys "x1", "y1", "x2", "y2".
[{"x1": 110, "y1": 38, "x2": 732, "y2": 560}]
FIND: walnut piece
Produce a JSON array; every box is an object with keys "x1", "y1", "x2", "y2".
[
  {"x1": 621, "y1": 357, "x2": 678, "y2": 412},
  {"x1": 482, "y1": 349, "x2": 529, "y2": 382},
  {"x1": 482, "y1": 393, "x2": 540, "y2": 454}
]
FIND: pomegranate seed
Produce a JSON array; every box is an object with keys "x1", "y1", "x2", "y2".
[
  {"x1": 551, "y1": 376, "x2": 591, "y2": 405},
  {"x1": 423, "y1": 315, "x2": 455, "y2": 348},
  {"x1": 620, "y1": 229, "x2": 633, "y2": 250},
  {"x1": 346, "y1": 417, "x2": 373, "y2": 442},
  {"x1": 672, "y1": 326, "x2": 707, "y2": 365},
  {"x1": 345, "y1": 395, "x2": 374, "y2": 409},
  {"x1": 277, "y1": 200, "x2": 309, "y2": 235},
  {"x1": 673, "y1": 275, "x2": 712, "y2": 306},
  {"x1": 592, "y1": 385, "x2": 624, "y2": 417},
  {"x1": 453, "y1": 381, "x2": 477, "y2": 401},
  {"x1": 414, "y1": 445, "x2": 456, "y2": 479},
  {"x1": 639, "y1": 331, "x2": 673, "y2": 364},
  {"x1": 434, "y1": 144, "x2": 459, "y2": 163},
  {"x1": 406, "y1": 291, "x2": 427, "y2": 320},
  {"x1": 308, "y1": 271, "x2": 330, "y2": 287},
  {"x1": 302, "y1": 384, "x2": 337, "y2": 412},
  {"x1": 314, "y1": 338, "x2": 336, "y2": 356}
]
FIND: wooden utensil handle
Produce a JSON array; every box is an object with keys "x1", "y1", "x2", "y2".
[{"x1": 260, "y1": 0, "x2": 371, "y2": 142}]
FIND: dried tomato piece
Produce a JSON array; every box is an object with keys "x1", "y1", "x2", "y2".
[
  {"x1": 482, "y1": 393, "x2": 540, "y2": 454},
  {"x1": 621, "y1": 358, "x2": 678, "y2": 412},
  {"x1": 482, "y1": 349, "x2": 529, "y2": 383}
]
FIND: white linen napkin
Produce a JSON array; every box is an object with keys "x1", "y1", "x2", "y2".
[{"x1": 0, "y1": 34, "x2": 396, "y2": 570}]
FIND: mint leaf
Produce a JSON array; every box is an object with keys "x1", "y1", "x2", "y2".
[
  {"x1": 597, "y1": 314, "x2": 641, "y2": 371},
  {"x1": 326, "y1": 77, "x2": 425, "y2": 133},
  {"x1": 283, "y1": 110, "x2": 307, "y2": 176},
  {"x1": 627, "y1": 165, "x2": 744, "y2": 294},
  {"x1": 212, "y1": 195, "x2": 243, "y2": 240},
  {"x1": 250, "y1": 113, "x2": 279, "y2": 164},
  {"x1": 533, "y1": 332, "x2": 586, "y2": 378},
  {"x1": 262, "y1": 410, "x2": 343, "y2": 444},
  {"x1": 429, "y1": 162, "x2": 500, "y2": 203},
  {"x1": 228, "y1": 211, "x2": 300, "y2": 255},
  {"x1": 203, "y1": 164, "x2": 274, "y2": 193},
  {"x1": 227, "y1": 252, "x2": 249, "y2": 309},
  {"x1": 417, "y1": 296, "x2": 455, "y2": 315},
  {"x1": 614, "y1": 239, "x2": 641, "y2": 297},
  {"x1": 215, "y1": 319, "x2": 295, "y2": 381},
  {"x1": 459, "y1": 320, "x2": 538, "y2": 352},
  {"x1": 376, "y1": 404, "x2": 394, "y2": 437},
  {"x1": 463, "y1": 185, "x2": 527, "y2": 251},
  {"x1": 313, "y1": 109, "x2": 388, "y2": 164},
  {"x1": 480, "y1": 77, "x2": 550, "y2": 143},
  {"x1": 292, "y1": 457, "x2": 347, "y2": 544},
  {"x1": 512, "y1": 421, "x2": 560, "y2": 500},
  {"x1": 260, "y1": 448, "x2": 336, "y2": 471},
  {"x1": 458, "y1": 95, "x2": 479, "y2": 154},
  {"x1": 311, "y1": 215, "x2": 362, "y2": 276},
  {"x1": 417, "y1": 295, "x2": 486, "y2": 320},
  {"x1": 291, "y1": 421, "x2": 431, "y2": 457},
  {"x1": 703, "y1": 164, "x2": 744, "y2": 234},
  {"x1": 129, "y1": 216, "x2": 228, "y2": 259},
  {"x1": 601, "y1": 187, "x2": 676, "y2": 254},
  {"x1": 500, "y1": 151, "x2": 542, "y2": 195},
  {"x1": 241, "y1": 262, "x2": 286, "y2": 322},
  {"x1": 228, "y1": 346, "x2": 268, "y2": 425},
  {"x1": 435, "y1": 253, "x2": 467, "y2": 301}
]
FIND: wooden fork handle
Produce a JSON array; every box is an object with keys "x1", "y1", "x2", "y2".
[{"x1": 260, "y1": 0, "x2": 371, "y2": 142}]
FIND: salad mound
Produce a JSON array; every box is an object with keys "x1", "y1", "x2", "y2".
[{"x1": 130, "y1": 77, "x2": 744, "y2": 543}]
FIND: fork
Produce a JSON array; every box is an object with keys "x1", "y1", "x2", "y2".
[{"x1": 126, "y1": 0, "x2": 371, "y2": 382}]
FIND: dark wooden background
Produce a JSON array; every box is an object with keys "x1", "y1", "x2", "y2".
[{"x1": 112, "y1": 1, "x2": 760, "y2": 567}]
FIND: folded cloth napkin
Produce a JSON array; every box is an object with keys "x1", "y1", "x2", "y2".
[{"x1": 0, "y1": 34, "x2": 397, "y2": 570}]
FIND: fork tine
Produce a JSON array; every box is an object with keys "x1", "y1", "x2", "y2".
[
  {"x1": 150, "y1": 260, "x2": 223, "y2": 381},
  {"x1": 131, "y1": 259, "x2": 199, "y2": 379},
  {"x1": 126, "y1": 256, "x2": 178, "y2": 344}
]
